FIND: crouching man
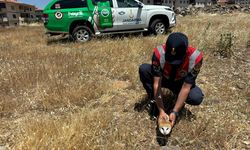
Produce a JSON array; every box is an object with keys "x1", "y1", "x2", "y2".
[{"x1": 139, "y1": 32, "x2": 204, "y2": 127}]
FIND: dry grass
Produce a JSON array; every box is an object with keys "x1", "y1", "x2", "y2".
[{"x1": 0, "y1": 12, "x2": 249, "y2": 149}]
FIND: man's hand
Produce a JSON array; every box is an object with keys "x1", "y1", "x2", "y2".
[
  {"x1": 158, "y1": 110, "x2": 168, "y2": 124},
  {"x1": 169, "y1": 112, "x2": 177, "y2": 127}
]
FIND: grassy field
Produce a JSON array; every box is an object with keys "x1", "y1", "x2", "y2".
[{"x1": 0, "y1": 13, "x2": 249, "y2": 149}]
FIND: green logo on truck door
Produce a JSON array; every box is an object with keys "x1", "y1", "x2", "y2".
[{"x1": 101, "y1": 9, "x2": 109, "y2": 17}]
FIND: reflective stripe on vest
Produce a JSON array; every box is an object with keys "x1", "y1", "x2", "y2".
[
  {"x1": 189, "y1": 49, "x2": 201, "y2": 72},
  {"x1": 157, "y1": 45, "x2": 166, "y2": 69}
]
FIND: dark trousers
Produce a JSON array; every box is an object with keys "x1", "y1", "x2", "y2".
[{"x1": 139, "y1": 64, "x2": 204, "y2": 105}]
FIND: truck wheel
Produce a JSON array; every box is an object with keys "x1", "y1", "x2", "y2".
[
  {"x1": 72, "y1": 26, "x2": 92, "y2": 42},
  {"x1": 149, "y1": 19, "x2": 166, "y2": 35}
]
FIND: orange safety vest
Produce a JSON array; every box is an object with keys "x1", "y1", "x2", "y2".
[{"x1": 154, "y1": 44, "x2": 203, "y2": 80}]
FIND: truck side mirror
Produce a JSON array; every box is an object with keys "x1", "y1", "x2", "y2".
[{"x1": 137, "y1": 2, "x2": 143, "y2": 8}]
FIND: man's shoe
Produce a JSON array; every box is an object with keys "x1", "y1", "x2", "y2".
[{"x1": 148, "y1": 100, "x2": 159, "y2": 120}]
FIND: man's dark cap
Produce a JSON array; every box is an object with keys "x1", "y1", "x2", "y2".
[{"x1": 165, "y1": 32, "x2": 188, "y2": 65}]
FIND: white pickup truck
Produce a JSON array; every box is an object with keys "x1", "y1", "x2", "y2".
[{"x1": 43, "y1": 0, "x2": 176, "y2": 42}]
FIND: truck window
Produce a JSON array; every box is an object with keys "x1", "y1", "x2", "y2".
[
  {"x1": 117, "y1": 0, "x2": 138, "y2": 7},
  {"x1": 92, "y1": 0, "x2": 113, "y2": 7},
  {"x1": 51, "y1": 0, "x2": 87, "y2": 9}
]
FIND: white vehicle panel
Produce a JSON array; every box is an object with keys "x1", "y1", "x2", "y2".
[
  {"x1": 114, "y1": 7, "x2": 147, "y2": 30},
  {"x1": 111, "y1": 0, "x2": 147, "y2": 31}
]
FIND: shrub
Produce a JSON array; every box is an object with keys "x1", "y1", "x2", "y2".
[{"x1": 216, "y1": 33, "x2": 235, "y2": 58}]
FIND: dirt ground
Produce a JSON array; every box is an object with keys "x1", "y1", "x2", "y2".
[{"x1": 0, "y1": 13, "x2": 249, "y2": 149}]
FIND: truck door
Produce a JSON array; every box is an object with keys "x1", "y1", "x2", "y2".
[
  {"x1": 92, "y1": 0, "x2": 117, "y2": 31},
  {"x1": 97, "y1": 0, "x2": 113, "y2": 28},
  {"x1": 113, "y1": 0, "x2": 147, "y2": 30}
]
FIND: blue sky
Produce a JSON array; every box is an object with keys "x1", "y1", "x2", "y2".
[{"x1": 18, "y1": 0, "x2": 51, "y2": 9}]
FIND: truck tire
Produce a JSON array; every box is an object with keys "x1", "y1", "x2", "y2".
[
  {"x1": 72, "y1": 26, "x2": 92, "y2": 42},
  {"x1": 149, "y1": 19, "x2": 166, "y2": 35}
]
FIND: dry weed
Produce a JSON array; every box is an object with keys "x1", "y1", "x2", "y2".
[{"x1": 0, "y1": 13, "x2": 249, "y2": 149}]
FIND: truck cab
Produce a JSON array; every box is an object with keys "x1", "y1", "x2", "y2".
[{"x1": 43, "y1": 0, "x2": 176, "y2": 42}]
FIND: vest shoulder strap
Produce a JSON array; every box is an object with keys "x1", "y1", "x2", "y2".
[
  {"x1": 156, "y1": 45, "x2": 166, "y2": 69},
  {"x1": 188, "y1": 49, "x2": 202, "y2": 72}
]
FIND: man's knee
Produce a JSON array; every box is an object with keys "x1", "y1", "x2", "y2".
[
  {"x1": 186, "y1": 86, "x2": 204, "y2": 105},
  {"x1": 139, "y1": 64, "x2": 150, "y2": 75},
  {"x1": 139, "y1": 64, "x2": 154, "y2": 98},
  {"x1": 139, "y1": 64, "x2": 152, "y2": 79}
]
